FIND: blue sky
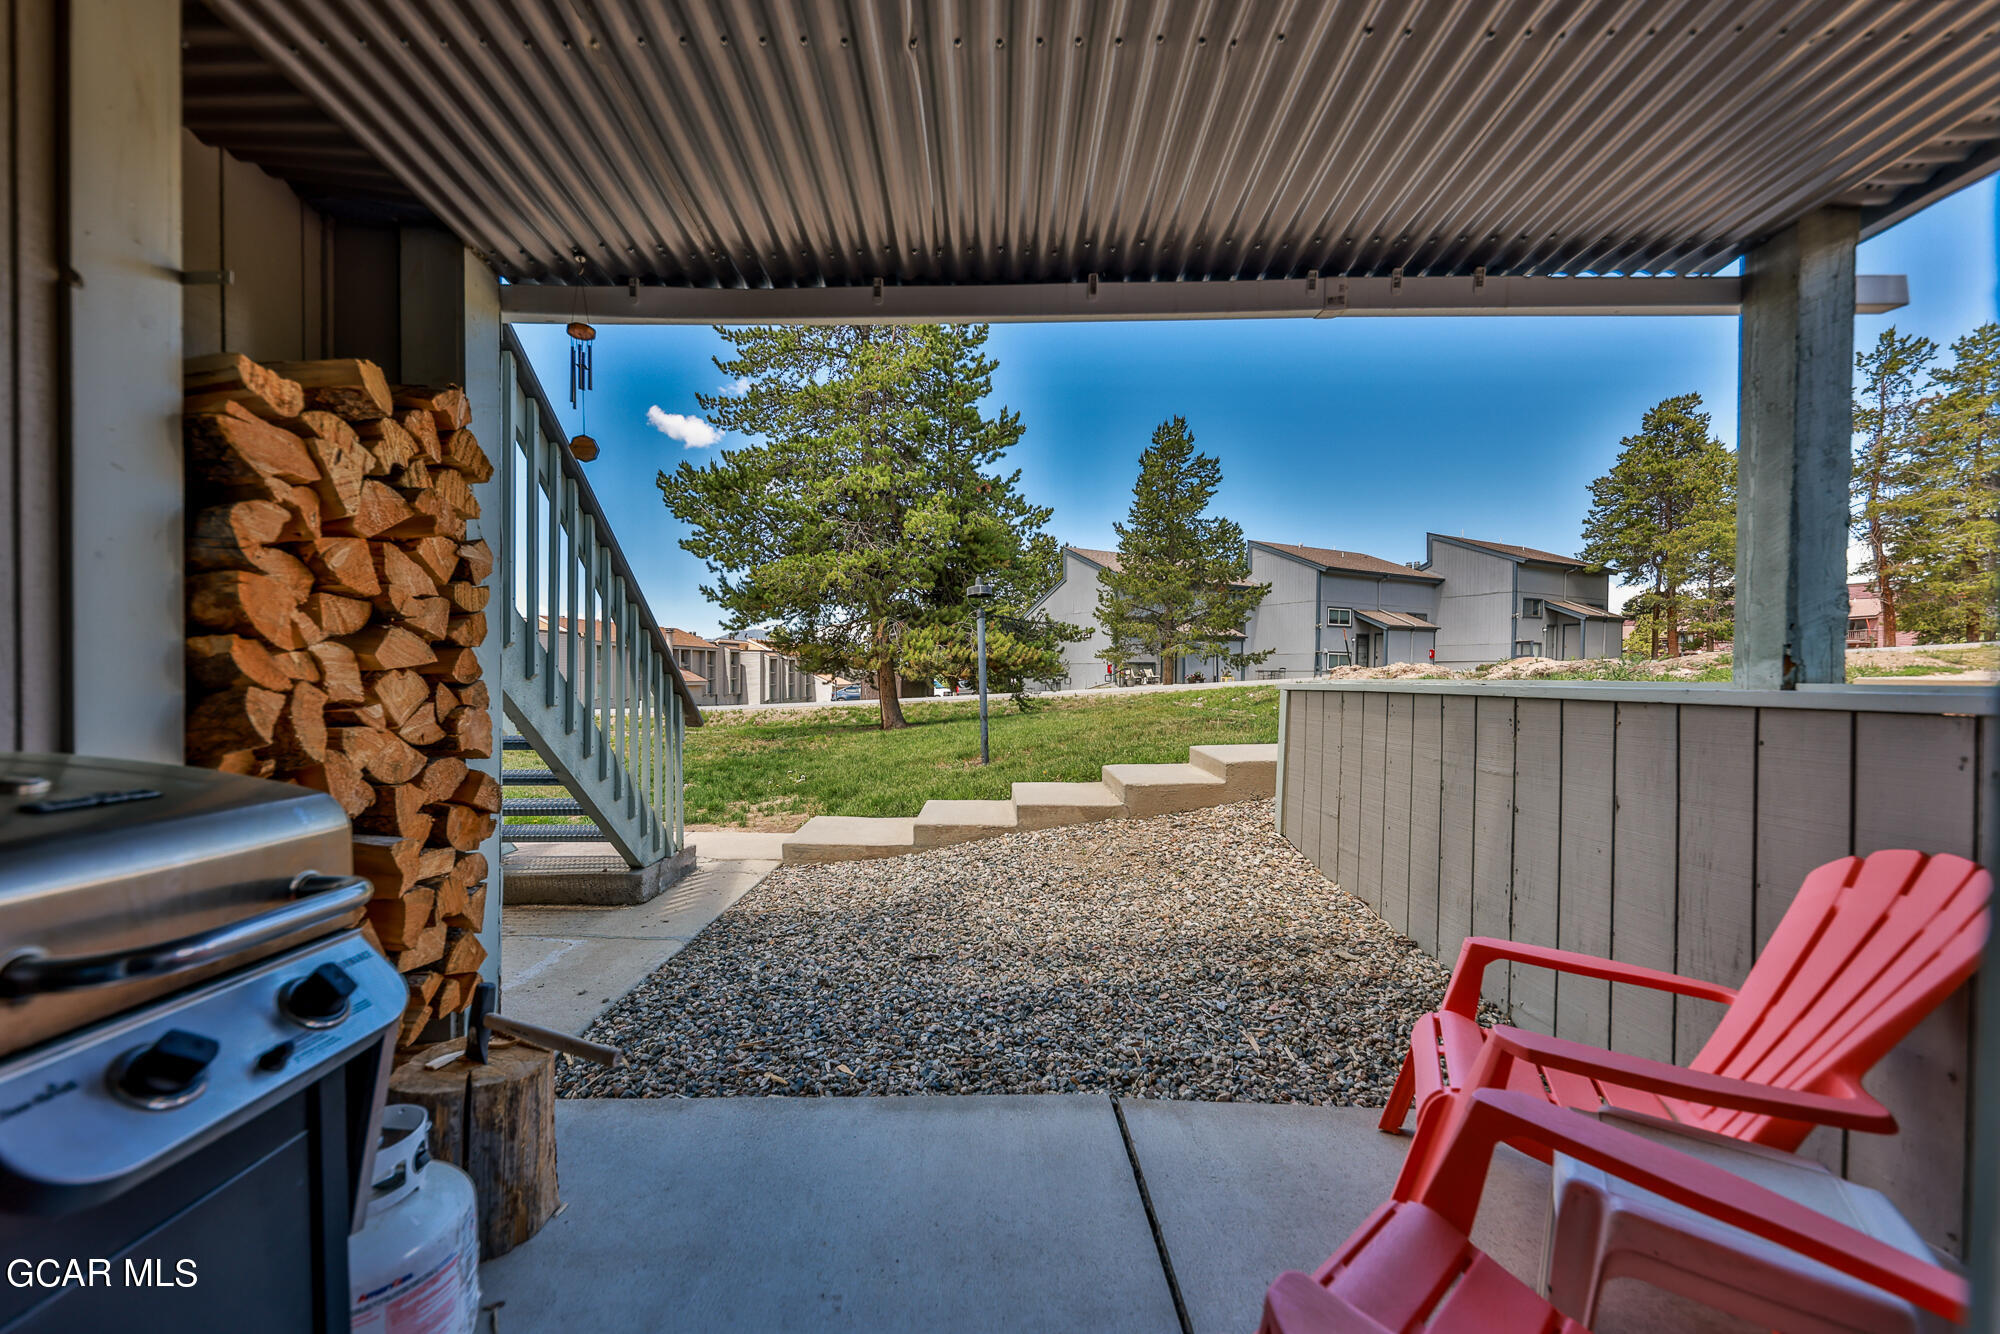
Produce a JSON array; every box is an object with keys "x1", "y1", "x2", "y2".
[{"x1": 517, "y1": 179, "x2": 1997, "y2": 636}]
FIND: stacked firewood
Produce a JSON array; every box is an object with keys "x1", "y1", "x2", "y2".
[{"x1": 182, "y1": 353, "x2": 499, "y2": 1045}]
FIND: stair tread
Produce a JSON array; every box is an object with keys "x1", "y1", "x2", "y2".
[
  {"x1": 914, "y1": 799, "x2": 1016, "y2": 826},
  {"x1": 503, "y1": 797, "x2": 588, "y2": 816},
  {"x1": 504, "y1": 822, "x2": 605, "y2": 842},
  {"x1": 1102, "y1": 762, "x2": 1227, "y2": 786},
  {"x1": 1011, "y1": 781, "x2": 1123, "y2": 807},
  {"x1": 503, "y1": 768, "x2": 558, "y2": 786},
  {"x1": 502, "y1": 736, "x2": 535, "y2": 751}
]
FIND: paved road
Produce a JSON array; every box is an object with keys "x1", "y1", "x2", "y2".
[{"x1": 700, "y1": 677, "x2": 1279, "y2": 716}]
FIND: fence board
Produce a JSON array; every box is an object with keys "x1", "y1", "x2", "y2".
[
  {"x1": 1848, "y1": 712, "x2": 1979, "y2": 1256},
  {"x1": 1382, "y1": 695, "x2": 1414, "y2": 935},
  {"x1": 1407, "y1": 696, "x2": 1444, "y2": 955},
  {"x1": 1673, "y1": 705, "x2": 1757, "y2": 1063},
  {"x1": 1316, "y1": 692, "x2": 1340, "y2": 878},
  {"x1": 1556, "y1": 700, "x2": 1614, "y2": 1048},
  {"x1": 1280, "y1": 690, "x2": 1305, "y2": 844},
  {"x1": 1338, "y1": 692, "x2": 1363, "y2": 895},
  {"x1": 1752, "y1": 710, "x2": 1854, "y2": 950},
  {"x1": 1750, "y1": 708, "x2": 1855, "y2": 1176},
  {"x1": 1472, "y1": 696, "x2": 1517, "y2": 1009},
  {"x1": 1438, "y1": 697, "x2": 1477, "y2": 961},
  {"x1": 1509, "y1": 698, "x2": 1562, "y2": 1035},
  {"x1": 1610, "y1": 703, "x2": 1678, "y2": 1063},
  {"x1": 1357, "y1": 694, "x2": 1387, "y2": 914},
  {"x1": 1297, "y1": 693, "x2": 1325, "y2": 868}
]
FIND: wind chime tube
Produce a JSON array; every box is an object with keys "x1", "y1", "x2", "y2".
[{"x1": 566, "y1": 321, "x2": 599, "y2": 460}]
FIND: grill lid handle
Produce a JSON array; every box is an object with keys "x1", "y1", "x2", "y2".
[{"x1": 0, "y1": 872, "x2": 372, "y2": 999}]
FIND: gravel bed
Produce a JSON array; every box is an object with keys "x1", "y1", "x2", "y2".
[{"x1": 562, "y1": 800, "x2": 1454, "y2": 1105}]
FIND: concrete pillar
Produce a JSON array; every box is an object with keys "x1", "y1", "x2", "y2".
[
  {"x1": 400, "y1": 226, "x2": 505, "y2": 985},
  {"x1": 1734, "y1": 207, "x2": 1858, "y2": 689},
  {"x1": 67, "y1": 0, "x2": 184, "y2": 760}
]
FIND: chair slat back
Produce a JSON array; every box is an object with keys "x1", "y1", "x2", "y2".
[{"x1": 1688, "y1": 851, "x2": 1988, "y2": 1143}]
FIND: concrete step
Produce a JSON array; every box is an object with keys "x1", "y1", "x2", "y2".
[
  {"x1": 1100, "y1": 763, "x2": 1226, "y2": 818},
  {"x1": 782, "y1": 816, "x2": 918, "y2": 864},
  {"x1": 1011, "y1": 781, "x2": 1124, "y2": 831},
  {"x1": 912, "y1": 799, "x2": 1019, "y2": 848},
  {"x1": 1187, "y1": 743, "x2": 1280, "y2": 800}
]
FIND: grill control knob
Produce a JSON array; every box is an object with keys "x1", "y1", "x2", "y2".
[
  {"x1": 111, "y1": 1030, "x2": 218, "y2": 1109},
  {"x1": 280, "y1": 962, "x2": 356, "y2": 1029}
]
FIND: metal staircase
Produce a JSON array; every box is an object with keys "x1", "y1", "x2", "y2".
[{"x1": 496, "y1": 332, "x2": 699, "y2": 872}]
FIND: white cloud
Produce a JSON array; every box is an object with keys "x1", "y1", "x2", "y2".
[
  {"x1": 718, "y1": 376, "x2": 751, "y2": 396},
  {"x1": 646, "y1": 405, "x2": 722, "y2": 449}
]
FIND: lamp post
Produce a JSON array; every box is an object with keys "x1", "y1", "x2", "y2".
[{"x1": 968, "y1": 579, "x2": 994, "y2": 765}]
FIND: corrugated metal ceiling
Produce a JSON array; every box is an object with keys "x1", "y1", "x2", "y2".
[{"x1": 201, "y1": 0, "x2": 2000, "y2": 288}]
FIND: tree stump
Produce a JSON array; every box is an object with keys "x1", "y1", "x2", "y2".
[{"x1": 388, "y1": 1041, "x2": 560, "y2": 1259}]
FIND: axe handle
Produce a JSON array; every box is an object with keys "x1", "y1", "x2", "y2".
[{"x1": 485, "y1": 1013, "x2": 624, "y2": 1067}]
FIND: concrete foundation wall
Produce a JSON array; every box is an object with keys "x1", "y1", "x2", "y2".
[{"x1": 1277, "y1": 679, "x2": 1996, "y2": 1258}]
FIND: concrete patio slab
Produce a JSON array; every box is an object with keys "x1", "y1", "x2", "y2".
[
  {"x1": 479, "y1": 1096, "x2": 1182, "y2": 1334},
  {"x1": 685, "y1": 828, "x2": 795, "y2": 860},
  {"x1": 501, "y1": 858, "x2": 775, "y2": 1032},
  {"x1": 1121, "y1": 1100, "x2": 1755, "y2": 1334},
  {"x1": 1117, "y1": 1101, "x2": 1414, "y2": 1333}
]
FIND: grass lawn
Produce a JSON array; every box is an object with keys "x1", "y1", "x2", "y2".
[{"x1": 682, "y1": 685, "x2": 1280, "y2": 826}]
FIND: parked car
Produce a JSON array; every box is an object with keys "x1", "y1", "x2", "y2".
[{"x1": 831, "y1": 683, "x2": 862, "y2": 701}]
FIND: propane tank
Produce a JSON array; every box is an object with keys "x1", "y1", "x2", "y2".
[{"x1": 351, "y1": 1104, "x2": 481, "y2": 1334}]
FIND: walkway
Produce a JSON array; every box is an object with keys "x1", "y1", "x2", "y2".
[{"x1": 478, "y1": 1095, "x2": 1731, "y2": 1333}]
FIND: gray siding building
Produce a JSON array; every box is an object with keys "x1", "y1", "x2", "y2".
[
  {"x1": 1247, "y1": 542, "x2": 1442, "y2": 674},
  {"x1": 1420, "y1": 535, "x2": 1622, "y2": 666},
  {"x1": 1029, "y1": 545, "x2": 1251, "y2": 688}
]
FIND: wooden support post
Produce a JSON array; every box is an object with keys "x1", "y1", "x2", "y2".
[{"x1": 1735, "y1": 207, "x2": 1858, "y2": 689}]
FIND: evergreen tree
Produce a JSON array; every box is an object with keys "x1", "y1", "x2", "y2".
[
  {"x1": 1901, "y1": 323, "x2": 2000, "y2": 642},
  {"x1": 1851, "y1": 327, "x2": 1939, "y2": 645},
  {"x1": 1095, "y1": 417, "x2": 1271, "y2": 683},
  {"x1": 660, "y1": 324, "x2": 1078, "y2": 729},
  {"x1": 1580, "y1": 394, "x2": 1736, "y2": 657}
]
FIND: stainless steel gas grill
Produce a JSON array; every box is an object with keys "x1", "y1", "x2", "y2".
[{"x1": 0, "y1": 754, "x2": 408, "y2": 1333}]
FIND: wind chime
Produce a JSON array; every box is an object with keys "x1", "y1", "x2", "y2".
[{"x1": 567, "y1": 319, "x2": 599, "y2": 461}]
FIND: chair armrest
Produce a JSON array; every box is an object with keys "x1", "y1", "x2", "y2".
[
  {"x1": 1440, "y1": 937, "x2": 1738, "y2": 1016},
  {"x1": 1411, "y1": 1090, "x2": 1967, "y2": 1323},
  {"x1": 1476, "y1": 1026, "x2": 1895, "y2": 1134}
]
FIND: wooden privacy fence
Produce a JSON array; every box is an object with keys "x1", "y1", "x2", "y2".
[{"x1": 1276, "y1": 679, "x2": 1996, "y2": 1257}]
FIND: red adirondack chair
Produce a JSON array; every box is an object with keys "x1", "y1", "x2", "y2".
[
  {"x1": 1378, "y1": 850, "x2": 1989, "y2": 1181},
  {"x1": 1260, "y1": 1088, "x2": 1968, "y2": 1333}
]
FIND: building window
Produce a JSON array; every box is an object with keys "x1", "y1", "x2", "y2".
[
  {"x1": 1514, "y1": 640, "x2": 1540, "y2": 658},
  {"x1": 1521, "y1": 597, "x2": 1544, "y2": 617},
  {"x1": 1848, "y1": 619, "x2": 1869, "y2": 634},
  {"x1": 1326, "y1": 606, "x2": 1353, "y2": 627},
  {"x1": 1322, "y1": 652, "x2": 1351, "y2": 669}
]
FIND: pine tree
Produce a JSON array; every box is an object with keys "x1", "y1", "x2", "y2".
[
  {"x1": 1580, "y1": 394, "x2": 1735, "y2": 657},
  {"x1": 1851, "y1": 327, "x2": 1939, "y2": 645},
  {"x1": 1899, "y1": 323, "x2": 2000, "y2": 642},
  {"x1": 1095, "y1": 417, "x2": 1271, "y2": 683},
  {"x1": 659, "y1": 324, "x2": 1078, "y2": 729}
]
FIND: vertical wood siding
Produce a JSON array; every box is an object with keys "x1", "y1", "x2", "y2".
[
  {"x1": 1276, "y1": 684, "x2": 1993, "y2": 1256},
  {"x1": 0, "y1": 0, "x2": 62, "y2": 752}
]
